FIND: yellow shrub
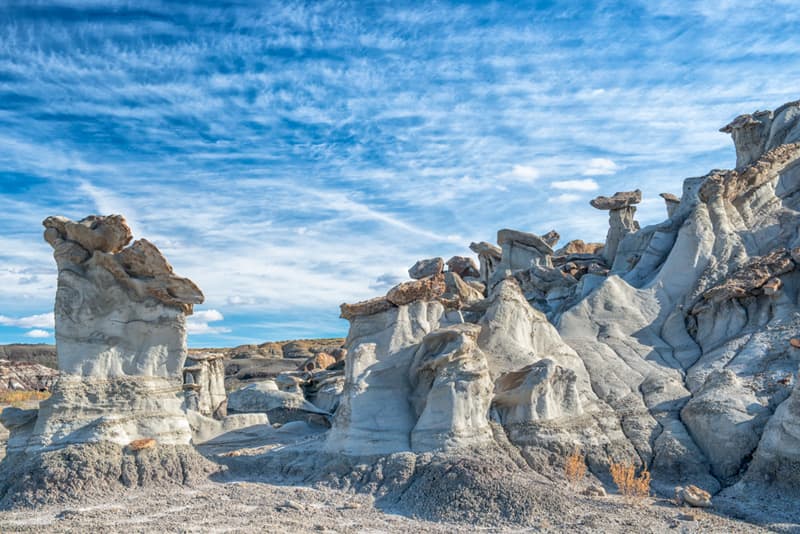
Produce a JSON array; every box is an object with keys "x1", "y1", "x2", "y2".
[
  {"x1": 565, "y1": 450, "x2": 587, "y2": 486},
  {"x1": 0, "y1": 390, "x2": 50, "y2": 407},
  {"x1": 610, "y1": 462, "x2": 651, "y2": 500}
]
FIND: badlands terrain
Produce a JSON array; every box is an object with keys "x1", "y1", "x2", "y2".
[{"x1": 3, "y1": 100, "x2": 800, "y2": 532}]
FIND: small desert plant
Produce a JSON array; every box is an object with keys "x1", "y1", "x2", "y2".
[
  {"x1": 610, "y1": 461, "x2": 651, "y2": 501},
  {"x1": 565, "y1": 449, "x2": 587, "y2": 486},
  {"x1": 0, "y1": 390, "x2": 50, "y2": 407}
]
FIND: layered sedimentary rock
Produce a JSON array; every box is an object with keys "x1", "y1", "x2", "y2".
[
  {"x1": 0, "y1": 360, "x2": 58, "y2": 392},
  {"x1": 0, "y1": 215, "x2": 214, "y2": 506},
  {"x1": 184, "y1": 352, "x2": 227, "y2": 418}
]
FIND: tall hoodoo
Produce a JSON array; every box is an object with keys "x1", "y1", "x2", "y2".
[
  {"x1": 0, "y1": 215, "x2": 213, "y2": 506},
  {"x1": 590, "y1": 189, "x2": 641, "y2": 265}
]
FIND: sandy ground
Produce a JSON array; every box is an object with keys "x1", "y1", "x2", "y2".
[{"x1": 0, "y1": 477, "x2": 787, "y2": 534}]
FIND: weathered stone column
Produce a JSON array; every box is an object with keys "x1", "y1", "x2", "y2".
[{"x1": 590, "y1": 190, "x2": 641, "y2": 266}]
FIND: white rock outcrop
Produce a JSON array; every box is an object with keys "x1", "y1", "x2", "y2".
[
  {"x1": 184, "y1": 352, "x2": 227, "y2": 418},
  {"x1": 0, "y1": 215, "x2": 217, "y2": 506},
  {"x1": 21, "y1": 215, "x2": 204, "y2": 451}
]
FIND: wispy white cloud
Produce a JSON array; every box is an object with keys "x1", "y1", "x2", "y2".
[
  {"x1": 24, "y1": 329, "x2": 51, "y2": 339},
  {"x1": 550, "y1": 193, "x2": 583, "y2": 204},
  {"x1": 186, "y1": 309, "x2": 230, "y2": 335},
  {"x1": 0, "y1": 313, "x2": 55, "y2": 329},
  {"x1": 550, "y1": 179, "x2": 600, "y2": 192},
  {"x1": 508, "y1": 164, "x2": 540, "y2": 182},
  {"x1": 583, "y1": 158, "x2": 620, "y2": 176}
]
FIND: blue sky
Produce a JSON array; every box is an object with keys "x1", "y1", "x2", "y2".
[{"x1": 0, "y1": 1, "x2": 799, "y2": 347}]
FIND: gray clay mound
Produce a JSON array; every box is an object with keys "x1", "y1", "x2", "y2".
[
  {"x1": 387, "y1": 453, "x2": 568, "y2": 526},
  {"x1": 0, "y1": 442, "x2": 219, "y2": 509}
]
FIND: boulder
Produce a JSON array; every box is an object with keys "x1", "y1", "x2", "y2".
[
  {"x1": 554, "y1": 239, "x2": 604, "y2": 256},
  {"x1": 386, "y1": 274, "x2": 446, "y2": 306},
  {"x1": 299, "y1": 352, "x2": 336, "y2": 372},
  {"x1": 541, "y1": 230, "x2": 560, "y2": 248},
  {"x1": 445, "y1": 256, "x2": 480, "y2": 279},
  {"x1": 227, "y1": 381, "x2": 330, "y2": 425},
  {"x1": 340, "y1": 296, "x2": 395, "y2": 320},
  {"x1": 408, "y1": 257, "x2": 444, "y2": 280},
  {"x1": 675, "y1": 485, "x2": 712, "y2": 508},
  {"x1": 589, "y1": 189, "x2": 642, "y2": 210}
]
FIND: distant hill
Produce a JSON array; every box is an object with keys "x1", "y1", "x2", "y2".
[
  {"x1": 0, "y1": 338, "x2": 346, "y2": 377},
  {"x1": 0, "y1": 344, "x2": 57, "y2": 369}
]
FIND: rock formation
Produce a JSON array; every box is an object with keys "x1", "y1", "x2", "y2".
[
  {"x1": 0, "y1": 215, "x2": 215, "y2": 506},
  {"x1": 590, "y1": 189, "x2": 641, "y2": 265},
  {"x1": 720, "y1": 100, "x2": 800, "y2": 168},
  {"x1": 469, "y1": 241, "x2": 502, "y2": 285},
  {"x1": 660, "y1": 192, "x2": 680, "y2": 217},
  {"x1": 314, "y1": 100, "x2": 800, "y2": 507},
  {"x1": 408, "y1": 257, "x2": 444, "y2": 279},
  {"x1": 5, "y1": 99, "x2": 800, "y2": 525},
  {"x1": 0, "y1": 360, "x2": 58, "y2": 392},
  {"x1": 183, "y1": 352, "x2": 227, "y2": 418}
]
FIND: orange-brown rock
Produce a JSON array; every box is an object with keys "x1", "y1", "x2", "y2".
[
  {"x1": 386, "y1": 274, "x2": 446, "y2": 306},
  {"x1": 340, "y1": 296, "x2": 395, "y2": 320},
  {"x1": 700, "y1": 248, "x2": 795, "y2": 305},
  {"x1": 556, "y1": 240, "x2": 604, "y2": 256},
  {"x1": 128, "y1": 438, "x2": 157, "y2": 451},
  {"x1": 300, "y1": 352, "x2": 336, "y2": 372}
]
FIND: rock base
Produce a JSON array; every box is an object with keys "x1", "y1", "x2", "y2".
[{"x1": 0, "y1": 442, "x2": 219, "y2": 509}]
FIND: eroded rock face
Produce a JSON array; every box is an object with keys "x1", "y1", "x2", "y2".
[
  {"x1": 43, "y1": 216, "x2": 203, "y2": 377},
  {"x1": 408, "y1": 324, "x2": 494, "y2": 452},
  {"x1": 469, "y1": 241, "x2": 502, "y2": 285},
  {"x1": 492, "y1": 360, "x2": 582, "y2": 425},
  {"x1": 743, "y1": 381, "x2": 800, "y2": 491},
  {"x1": 681, "y1": 370, "x2": 770, "y2": 483},
  {"x1": 660, "y1": 192, "x2": 681, "y2": 217},
  {"x1": 326, "y1": 301, "x2": 453, "y2": 455},
  {"x1": 496, "y1": 229, "x2": 554, "y2": 271},
  {"x1": 183, "y1": 352, "x2": 227, "y2": 419},
  {"x1": 720, "y1": 101, "x2": 800, "y2": 168}
]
